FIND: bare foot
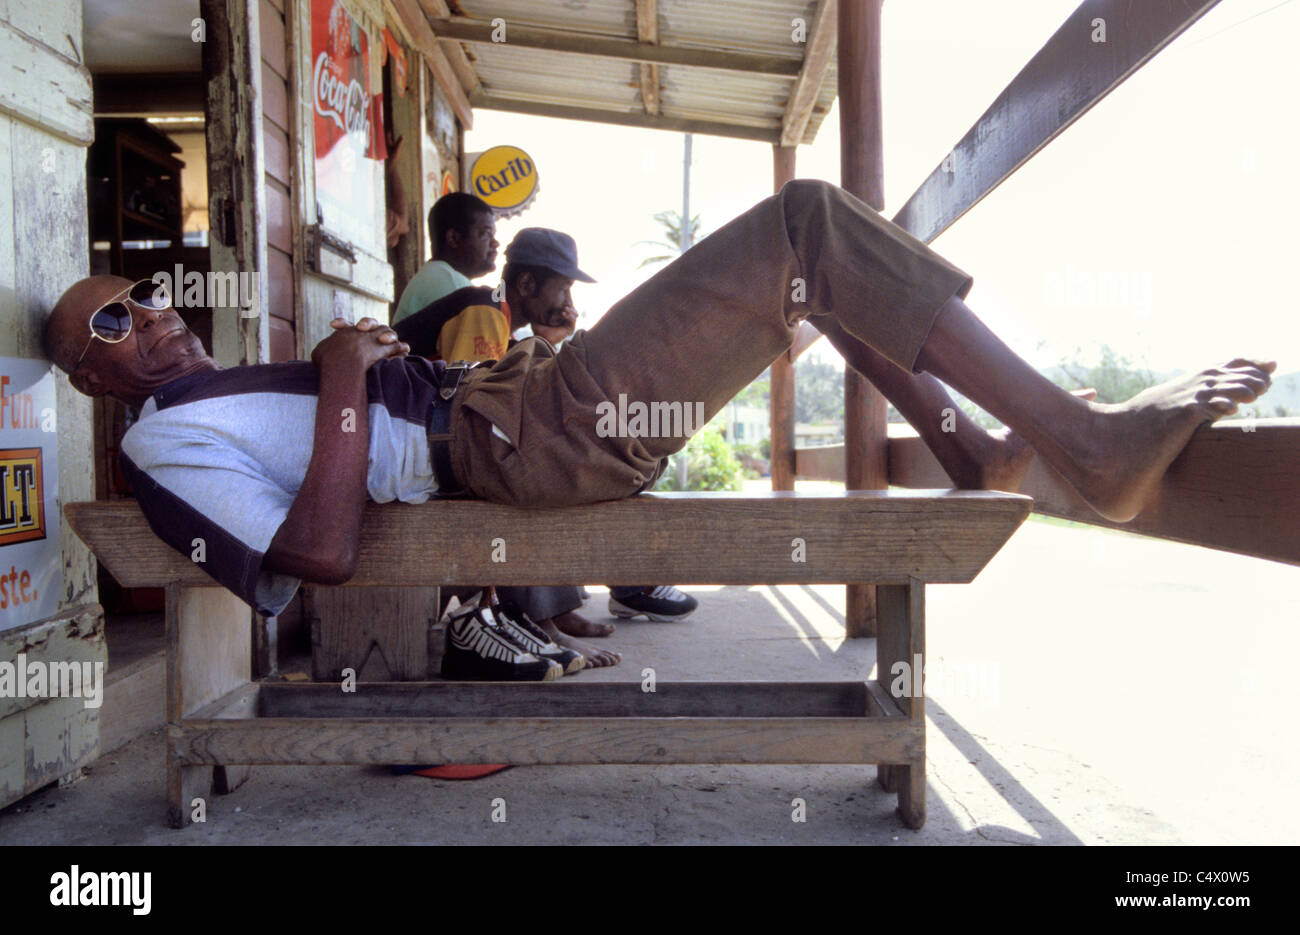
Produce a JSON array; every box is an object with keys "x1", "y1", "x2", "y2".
[
  {"x1": 552, "y1": 610, "x2": 614, "y2": 638},
  {"x1": 540, "y1": 619, "x2": 621, "y2": 668},
  {"x1": 948, "y1": 390, "x2": 1098, "y2": 491},
  {"x1": 1059, "y1": 360, "x2": 1275, "y2": 522}
]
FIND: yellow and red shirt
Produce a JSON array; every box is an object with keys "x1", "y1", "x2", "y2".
[{"x1": 392, "y1": 286, "x2": 512, "y2": 363}]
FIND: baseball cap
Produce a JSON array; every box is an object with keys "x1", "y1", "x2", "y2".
[{"x1": 504, "y1": 228, "x2": 596, "y2": 283}]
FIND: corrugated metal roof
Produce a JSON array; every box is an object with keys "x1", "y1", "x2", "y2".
[
  {"x1": 450, "y1": 0, "x2": 839, "y2": 145},
  {"x1": 659, "y1": 0, "x2": 813, "y2": 55},
  {"x1": 460, "y1": 0, "x2": 637, "y2": 38},
  {"x1": 473, "y1": 44, "x2": 642, "y2": 113}
]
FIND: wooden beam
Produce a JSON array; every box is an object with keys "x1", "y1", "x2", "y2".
[
  {"x1": 414, "y1": 0, "x2": 480, "y2": 95},
  {"x1": 388, "y1": 0, "x2": 474, "y2": 130},
  {"x1": 781, "y1": 0, "x2": 837, "y2": 146},
  {"x1": 165, "y1": 583, "x2": 208, "y2": 827},
  {"x1": 795, "y1": 442, "x2": 846, "y2": 482},
  {"x1": 470, "y1": 90, "x2": 781, "y2": 143},
  {"x1": 310, "y1": 585, "x2": 437, "y2": 681},
  {"x1": 875, "y1": 580, "x2": 926, "y2": 828},
  {"x1": 431, "y1": 16, "x2": 803, "y2": 76},
  {"x1": 0, "y1": 17, "x2": 93, "y2": 145},
  {"x1": 771, "y1": 145, "x2": 798, "y2": 492},
  {"x1": 839, "y1": 0, "x2": 888, "y2": 640},
  {"x1": 893, "y1": 0, "x2": 1223, "y2": 243},
  {"x1": 173, "y1": 714, "x2": 922, "y2": 766},
  {"x1": 635, "y1": 0, "x2": 661, "y2": 116},
  {"x1": 201, "y1": 0, "x2": 270, "y2": 366},
  {"x1": 66, "y1": 491, "x2": 1031, "y2": 589},
  {"x1": 888, "y1": 421, "x2": 1300, "y2": 566},
  {"x1": 639, "y1": 64, "x2": 661, "y2": 116},
  {"x1": 788, "y1": 321, "x2": 824, "y2": 361},
  {"x1": 257, "y1": 680, "x2": 872, "y2": 719}
]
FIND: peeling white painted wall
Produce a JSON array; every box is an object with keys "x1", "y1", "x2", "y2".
[{"x1": 0, "y1": 0, "x2": 101, "y2": 807}]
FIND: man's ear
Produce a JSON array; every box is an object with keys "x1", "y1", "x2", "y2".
[
  {"x1": 69, "y1": 366, "x2": 111, "y2": 398},
  {"x1": 517, "y1": 271, "x2": 538, "y2": 297}
]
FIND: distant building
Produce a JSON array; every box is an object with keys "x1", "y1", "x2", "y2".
[
  {"x1": 721, "y1": 402, "x2": 770, "y2": 444},
  {"x1": 796, "y1": 422, "x2": 843, "y2": 447}
]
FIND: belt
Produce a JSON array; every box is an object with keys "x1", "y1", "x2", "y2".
[{"x1": 428, "y1": 360, "x2": 476, "y2": 497}]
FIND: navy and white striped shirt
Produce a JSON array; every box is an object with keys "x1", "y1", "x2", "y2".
[{"x1": 119, "y1": 358, "x2": 447, "y2": 616}]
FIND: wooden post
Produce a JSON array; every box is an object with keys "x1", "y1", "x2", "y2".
[
  {"x1": 770, "y1": 145, "x2": 798, "y2": 492},
  {"x1": 874, "y1": 580, "x2": 926, "y2": 828},
  {"x1": 201, "y1": 0, "x2": 270, "y2": 368},
  {"x1": 165, "y1": 583, "x2": 254, "y2": 826},
  {"x1": 839, "y1": 0, "x2": 888, "y2": 638}
]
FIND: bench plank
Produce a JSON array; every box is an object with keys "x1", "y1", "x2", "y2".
[
  {"x1": 254, "y1": 680, "x2": 873, "y2": 719},
  {"x1": 66, "y1": 491, "x2": 1030, "y2": 589},
  {"x1": 173, "y1": 716, "x2": 923, "y2": 766}
]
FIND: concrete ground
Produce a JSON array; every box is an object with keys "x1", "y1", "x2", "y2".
[{"x1": 2, "y1": 505, "x2": 1298, "y2": 845}]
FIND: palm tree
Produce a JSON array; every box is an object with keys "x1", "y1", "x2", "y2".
[{"x1": 638, "y1": 209, "x2": 702, "y2": 268}]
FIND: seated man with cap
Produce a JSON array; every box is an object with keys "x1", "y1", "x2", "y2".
[{"x1": 396, "y1": 227, "x2": 698, "y2": 670}]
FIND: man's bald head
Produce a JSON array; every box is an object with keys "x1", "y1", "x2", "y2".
[{"x1": 45, "y1": 274, "x2": 215, "y2": 407}]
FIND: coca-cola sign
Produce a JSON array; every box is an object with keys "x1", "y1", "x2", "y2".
[
  {"x1": 310, "y1": 0, "x2": 378, "y2": 245},
  {"x1": 311, "y1": 0, "x2": 377, "y2": 160},
  {"x1": 313, "y1": 51, "x2": 371, "y2": 142}
]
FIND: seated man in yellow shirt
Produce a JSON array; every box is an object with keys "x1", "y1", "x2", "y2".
[{"x1": 398, "y1": 228, "x2": 632, "y2": 667}]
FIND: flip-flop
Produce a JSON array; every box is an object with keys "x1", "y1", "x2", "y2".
[{"x1": 392, "y1": 764, "x2": 513, "y2": 780}]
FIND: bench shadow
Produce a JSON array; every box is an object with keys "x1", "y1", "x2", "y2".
[
  {"x1": 921, "y1": 699, "x2": 1084, "y2": 845},
  {"x1": 759, "y1": 584, "x2": 846, "y2": 662},
  {"x1": 759, "y1": 584, "x2": 1084, "y2": 844}
]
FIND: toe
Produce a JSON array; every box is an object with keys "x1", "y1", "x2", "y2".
[
  {"x1": 1224, "y1": 358, "x2": 1276, "y2": 373},
  {"x1": 1219, "y1": 380, "x2": 1265, "y2": 402}
]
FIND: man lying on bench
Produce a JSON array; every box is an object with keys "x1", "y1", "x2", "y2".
[{"x1": 44, "y1": 180, "x2": 1275, "y2": 681}]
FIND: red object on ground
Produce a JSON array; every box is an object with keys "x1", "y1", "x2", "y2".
[{"x1": 411, "y1": 765, "x2": 512, "y2": 780}]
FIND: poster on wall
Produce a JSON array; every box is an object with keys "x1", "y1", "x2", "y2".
[
  {"x1": 0, "y1": 360, "x2": 60, "y2": 632},
  {"x1": 311, "y1": 0, "x2": 382, "y2": 249}
]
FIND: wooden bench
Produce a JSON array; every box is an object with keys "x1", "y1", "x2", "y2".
[{"x1": 65, "y1": 490, "x2": 1029, "y2": 830}]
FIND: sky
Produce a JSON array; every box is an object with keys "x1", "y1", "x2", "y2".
[{"x1": 465, "y1": 0, "x2": 1300, "y2": 375}]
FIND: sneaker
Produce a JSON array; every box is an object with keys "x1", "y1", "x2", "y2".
[
  {"x1": 441, "y1": 603, "x2": 563, "y2": 681},
  {"x1": 492, "y1": 602, "x2": 586, "y2": 675},
  {"x1": 608, "y1": 585, "x2": 698, "y2": 622}
]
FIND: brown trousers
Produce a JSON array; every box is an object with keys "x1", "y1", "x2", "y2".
[{"x1": 449, "y1": 180, "x2": 973, "y2": 508}]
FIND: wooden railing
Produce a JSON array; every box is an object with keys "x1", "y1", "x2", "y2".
[
  {"x1": 789, "y1": 0, "x2": 1300, "y2": 566},
  {"x1": 797, "y1": 417, "x2": 1300, "y2": 567},
  {"x1": 891, "y1": 0, "x2": 1224, "y2": 242}
]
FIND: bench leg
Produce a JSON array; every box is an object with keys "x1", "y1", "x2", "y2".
[
  {"x1": 894, "y1": 758, "x2": 926, "y2": 829},
  {"x1": 877, "y1": 764, "x2": 896, "y2": 793},
  {"x1": 166, "y1": 583, "x2": 253, "y2": 826},
  {"x1": 876, "y1": 579, "x2": 926, "y2": 829},
  {"x1": 166, "y1": 751, "x2": 210, "y2": 829}
]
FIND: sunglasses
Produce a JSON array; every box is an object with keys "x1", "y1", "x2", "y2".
[{"x1": 74, "y1": 279, "x2": 173, "y2": 368}]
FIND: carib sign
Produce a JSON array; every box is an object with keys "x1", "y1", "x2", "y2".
[{"x1": 469, "y1": 146, "x2": 539, "y2": 216}]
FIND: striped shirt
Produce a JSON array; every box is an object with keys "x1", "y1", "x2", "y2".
[
  {"x1": 119, "y1": 358, "x2": 446, "y2": 616},
  {"x1": 392, "y1": 285, "x2": 512, "y2": 363}
]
